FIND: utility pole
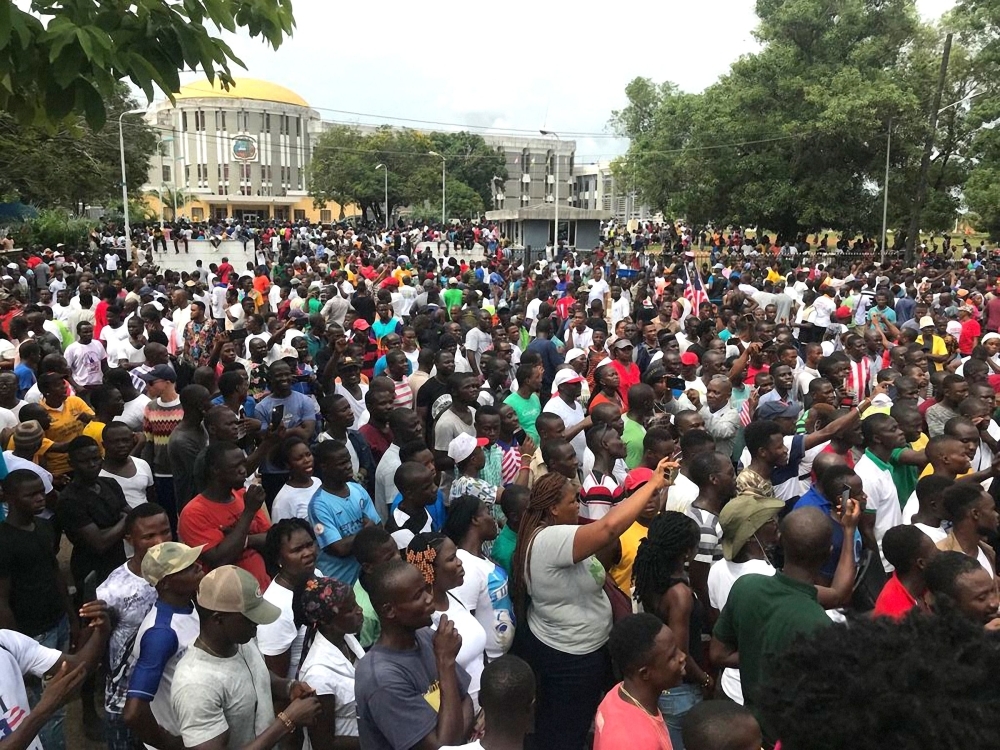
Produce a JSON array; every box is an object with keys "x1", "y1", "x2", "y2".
[{"x1": 906, "y1": 32, "x2": 952, "y2": 265}]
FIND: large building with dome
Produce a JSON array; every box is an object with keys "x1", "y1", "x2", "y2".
[
  {"x1": 141, "y1": 76, "x2": 584, "y2": 227},
  {"x1": 142, "y1": 78, "x2": 344, "y2": 224}
]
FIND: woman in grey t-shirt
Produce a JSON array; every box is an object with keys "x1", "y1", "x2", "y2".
[{"x1": 510, "y1": 455, "x2": 674, "y2": 750}]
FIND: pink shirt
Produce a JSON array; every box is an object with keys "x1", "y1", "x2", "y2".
[{"x1": 594, "y1": 685, "x2": 672, "y2": 750}]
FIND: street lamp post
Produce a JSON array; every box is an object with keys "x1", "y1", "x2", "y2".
[
  {"x1": 428, "y1": 151, "x2": 446, "y2": 226},
  {"x1": 118, "y1": 108, "x2": 147, "y2": 258},
  {"x1": 375, "y1": 164, "x2": 388, "y2": 229},
  {"x1": 540, "y1": 130, "x2": 561, "y2": 255},
  {"x1": 881, "y1": 120, "x2": 891, "y2": 265}
]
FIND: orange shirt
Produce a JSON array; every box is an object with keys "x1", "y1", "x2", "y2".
[{"x1": 178, "y1": 489, "x2": 272, "y2": 590}]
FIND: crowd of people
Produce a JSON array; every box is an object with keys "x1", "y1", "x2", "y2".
[{"x1": 1, "y1": 218, "x2": 1000, "y2": 750}]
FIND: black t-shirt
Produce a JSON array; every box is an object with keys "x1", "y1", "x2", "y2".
[
  {"x1": 0, "y1": 520, "x2": 65, "y2": 635},
  {"x1": 57, "y1": 478, "x2": 128, "y2": 589},
  {"x1": 351, "y1": 294, "x2": 376, "y2": 324},
  {"x1": 416, "y1": 377, "x2": 451, "y2": 438}
]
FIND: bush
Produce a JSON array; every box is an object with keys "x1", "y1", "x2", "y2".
[{"x1": 6, "y1": 209, "x2": 93, "y2": 250}]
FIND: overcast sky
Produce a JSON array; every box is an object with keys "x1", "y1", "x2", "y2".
[{"x1": 170, "y1": 0, "x2": 956, "y2": 162}]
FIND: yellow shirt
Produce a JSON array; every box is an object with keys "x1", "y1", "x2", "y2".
[
  {"x1": 610, "y1": 520, "x2": 649, "y2": 596},
  {"x1": 81, "y1": 421, "x2": 107, "y2": 456},
  {"x1": 916, "y1": 334, "x2": 948, "y2": 371},
  {"x1": 42, "y1": 396, "x2": 94, "y2": 476},
  {"x1": 919, "y1": 463, "x2": 972, "y2": 479},
  {"x1": 766, "y1": 268, "x2": 782, "y2": 283}
]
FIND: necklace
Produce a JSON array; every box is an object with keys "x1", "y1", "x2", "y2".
[
  {"x1": 195, "y1": 637, "x2": 229, "y2": 659},
  {"x1": 618, "y1": 684, "x2": 659, "y2": 718}
]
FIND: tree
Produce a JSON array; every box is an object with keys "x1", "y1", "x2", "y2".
[
  {"x1": 1, "y1": 0, "x2": 294, "y2": 129},
  {"x1": 144, "y1": 187, "x2": 192, "y2": 221},
  {"x1": 0, "y1": 83, "x2": 157, "y2": 212},
  {"x1": 308, "y1": 127, "x2": 493, "y2": 224},
  {"x1": 609, "y1": 0, "x2": 977, "y2": 239},
  {"x1": 428, "y1": 132, "x2": 507, "y2": 209}
]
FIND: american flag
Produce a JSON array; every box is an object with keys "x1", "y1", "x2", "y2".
[{"x1": 684, "y1": 261, "x2": 708, "y2": 311}]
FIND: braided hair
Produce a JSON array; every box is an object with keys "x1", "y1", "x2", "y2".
[
  {"x1": 511, "y1": 472, "x2": 572, "y2": 623},
  {"x1": 406, "y1": 532, "x2": 448, "y2": 586},
  {"x1": 632, "y1": 511, "x2": 700, "y2": 613}
]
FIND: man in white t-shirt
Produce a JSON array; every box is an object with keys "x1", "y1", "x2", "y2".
[
  {"x1": 122, "y1": 542, "x2": 204, "y2": 750},
  {"x1": 587, "y1": 267, "x2": 611, "y2": 309},
  {"x1": 0, "y1": 601, "x2": 111, "y2": 750},
  {"x1": 105, "y1": 251, "x2": 120, "y2": 275},
  {"x1": 542, "y1": 369, "x2": 590, "y2": 464},
  {"x1": 65, "y1": 321, "x2": 108, "y2": 388}
]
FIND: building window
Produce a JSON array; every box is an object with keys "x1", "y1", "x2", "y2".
[
  {"x1": 185, "y1": 165, "x2": 191, "y2": 182},
  {"x1": 194, "y1": 111, "x2": 206, "y2": 131},
  {"x1": 296, "y1": 117, "x2": 301, "y2": 137},
  {"x1": 294, "y1": 209, "x2": 306, "y2": 221},
  {"x1": 191, "y1": 207, "x2": 204, "y2": 221},
  {"x1": 162, "y1": 165, "x2": 171, "y2": 183},
  {"x1": 521, "y1": 149, "x2": 530, "y2": 173},
  {"x1": 219, "y1": 112, "x2": 226, "y2": 131},
  {"x1": 223, "y1": 164, "x2": 230, "y2": 182},
  {"x1": 297, "y1": 172, "x2": 303, "y2": 191},
  {"x1": 182, "y1": 111, "x2": 187, "y2": 131},
  {"x1": 320, "y1": 209, "x2": 331, "y2": 223},
  {"x1": 242, "y1": 111, "x2": 249, "y2": 130},
  {"x1": 265, "y1": 113, "x2": 271, "y2": 130}
]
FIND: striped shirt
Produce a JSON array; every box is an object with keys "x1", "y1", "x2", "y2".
[
  {"x1": 684, "y1": 505, "x2": 723, "y2": 565},
  {"x1": 388, "y1": 376, "x2": 414, "y2": 410},
  {"x1": 143, "y1": 398, "x2": 183, "y2": 475},
  {"x1": 580, "y1": 471, "x2": 626, "y2": 521},
  {"x1": 497, "y1": 442, "x2": 522, "y2": 486}
]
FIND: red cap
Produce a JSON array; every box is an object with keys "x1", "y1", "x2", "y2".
[
  {"x1": 680, "y1": 352, "x2": 700, "y2": 366},
  {"x1": 351, "y1": 319, "x2": 370, "y2": 331},
  {"x1": 625, "y1": 467, "x2": 654, "y2": 491},
  {"x1": 835, "y1": 306, "x2": 852, "y2": 319}
]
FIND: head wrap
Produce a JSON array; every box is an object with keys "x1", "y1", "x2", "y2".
[{"x1": 298, "y1": 576, "x2": 353, "y2": 626}]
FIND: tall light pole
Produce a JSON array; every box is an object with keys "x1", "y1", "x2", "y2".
[
  {"x1": 118, "y1": 108, "x2": 147, "y2": 258},
  {"x1": 375, "y1": 163, "x2": 388, "y2": 229},
  {"x1": 428, "y1": 151, "x2": 446, "y2": 225},
  {"x1": 540, "y1": 130, "x2": 561, "y2": 254},
  {"x1": 880, "y1": 120, "x2": 891, "y2": 265}
]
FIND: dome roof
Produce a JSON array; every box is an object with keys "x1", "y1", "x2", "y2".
[{"x1": 175, "y1": 78, "x2": 309, "y2": 108}]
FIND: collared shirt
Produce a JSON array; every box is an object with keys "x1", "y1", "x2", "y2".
[{"x1": 872, "y1": 572, "x2": 920, "y2": 620}]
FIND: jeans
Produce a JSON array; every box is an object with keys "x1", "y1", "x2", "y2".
[
  {"x1": 153, "y1": 475, "x2": 177, "y2": 533},
  {"x1": 105, "y1": 710, "x2": 139, "y2": 750},
  {"x1": 521, "y1": 625, "x2": 611, "y2": 750},
  {"x1": 658, "y1": 682, "x2": 703, "y2": 750},
  {"x1": 26, "y1": 616, "x2": 70, "y2": 750}
]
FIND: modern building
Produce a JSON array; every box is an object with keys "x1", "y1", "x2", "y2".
[
  {"x1": 142, "y1": 78, "x2": 347, "y2": 224},
  {"x1": 571, "y1": 161, "x2": 658, "y2": 224}
]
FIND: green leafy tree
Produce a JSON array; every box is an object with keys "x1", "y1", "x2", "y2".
[
  {"x1": 1, "y1": 0, "x2": 294, "y2": 129},
  {"x1": 428, "y1": 132, "x2": 507, "y2": 209},
  {"x1": 0, "y1": 83, "x2": 157, "y2": 212}
]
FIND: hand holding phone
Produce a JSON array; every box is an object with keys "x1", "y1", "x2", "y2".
[{"x1": 269, "y1": 404, "x2": 285, "y2": 431}]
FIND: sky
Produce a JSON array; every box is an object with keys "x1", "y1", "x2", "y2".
[{"x1": 168, "y1": 0, "x2": 958, "y2": 162}]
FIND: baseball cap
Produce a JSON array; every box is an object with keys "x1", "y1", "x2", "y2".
[
  {"x1": 552, "y1": 369, "x2": 586, "y2": 394},
  {"x1": 352, "y1": 319, "x2": 370, "y2": 331},
  {"x1": 448, "y1": 277, "x2": 459, "y2": 285},
  {"x1": 564, "y1": 347, "x2": 587, "y2": 364},
  {"x1": 290, "y1": 278, "x2": 302, "y2": 285},
  {"x1": 138, "y1": 364, "x2": 177, "y2": 384},
  {"x1": 835, "y1": 306, "x2": 852, "y2": 319},
  {"x1": 13, "y1": 420, "x2": 43, "y2": 445},
  {"x1": 680, "y1": 352, "x2": 700, "y2": 366},
  {"x1": 720, "y1": 495, "x2": 784, "y2": 561},
  {"x1": 625, "y1": 467, "x2": 654, "y2": 492},
  {"x1": 757, "y1": 400, "x2": 802, "y2": 420},
  {"x1": 197, "y1": 565, "x2": 280, "y2": 625},
  {"x1": 613, "y1": 338, "x2": 633, "y2": 350},
  {"x1": 141, "y1": 542, "x2": 204, "y2": 586},
  {"x1": 338, "y1": 356, "x2": 361, "y2": 369},
  {"x1": 919, "y1": 315, "x2": 935, "y2": 329},
  {"x1": 447, "y1": 433, "x2": 489, "y2": 464}
]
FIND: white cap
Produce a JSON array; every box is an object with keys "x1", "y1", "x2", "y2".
[
  {"x1": 564, "y1": 347, "x2": 587, "y2": 364},
  {"x1": 551, "y1": 369, "x2": 586, "y2": 394},
  {"x1": 447, "y1": 433, "x2": 489, "y2": 464}
]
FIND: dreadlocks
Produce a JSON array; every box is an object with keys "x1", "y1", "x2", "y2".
[
  {"x1": 632, "y1": 511, "x2": 700, "y2": 613},
  {"x1": 511, "y1": 471, "x2": 571, "y2": 622}
]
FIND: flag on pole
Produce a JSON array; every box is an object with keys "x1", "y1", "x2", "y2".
[{"x1": 683, "y1": 261, "x2": 708, "y2": 312}]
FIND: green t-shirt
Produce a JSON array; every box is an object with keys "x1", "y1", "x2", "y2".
[
  {"x1": 490, "y1": 524, "x2": 517, "y2": 577},
  {"x1": 713, "y1": 572, "x2": 830, "y2": 737},
  {"x1": 353, "y1": 578, "x2": 380, "y2": 648},
  {"x1": 504, "y1": 391, "x2": 541, "y2": 444},
  {"x1": 622, "y1": 415, "x2": 646, "y2": 470},
  {"x1": 442, "y1": 288, "x2": 464, "y2": 316}
]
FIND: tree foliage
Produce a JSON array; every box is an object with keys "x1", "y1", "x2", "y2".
[
  {"x1": 610, "y1": 0, "x2": 995, "y2": 239},
  {"x1": 1, "y1": 0, "x2": 295, "y2": 130},
  {"x1": 309, "y1": 127, "x2": 502, "y2": 223},
  {"x1": 0, "y1": 83, "x2": 157, "y2": 213}
]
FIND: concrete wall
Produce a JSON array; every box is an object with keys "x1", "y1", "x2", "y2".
[
  {"x1": 150, "y1": 239, "x2": 255, "y2": 275},
  {"x1": 576, "y1": 221, "x2": 601, "y2": 251},
  {"x1": 523, "y1": 220, "x2": 550, "y2": 250}
]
